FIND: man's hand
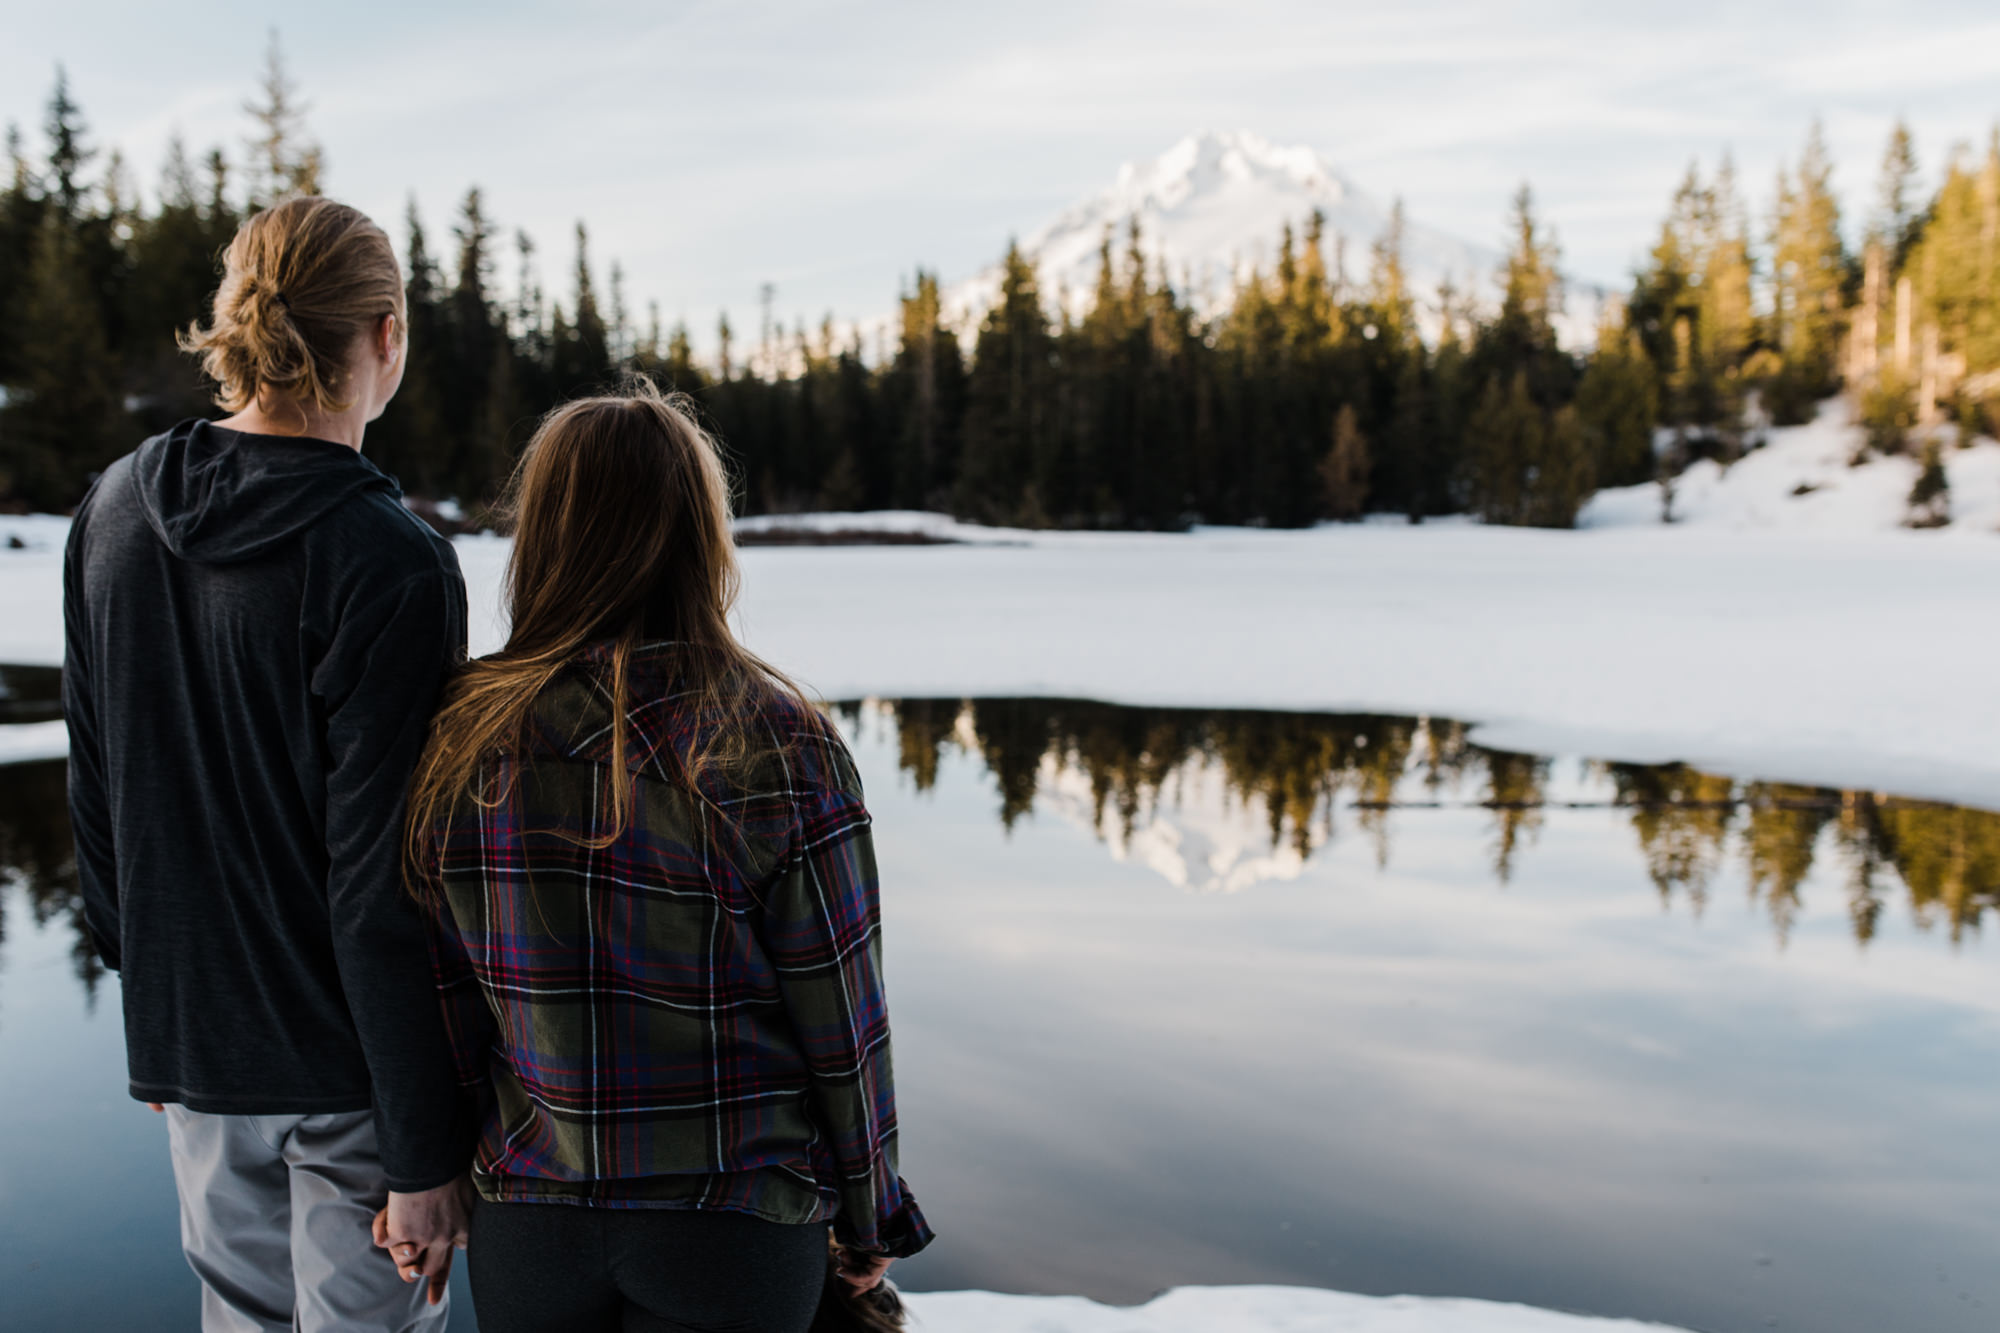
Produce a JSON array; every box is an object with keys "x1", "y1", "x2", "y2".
[
  {"x1": 834, "y1": 1247, "x2": 893, "y2": 1294},
  {"x1": 371, "y1": 1177, "x2": 472, "y2": 1306}
]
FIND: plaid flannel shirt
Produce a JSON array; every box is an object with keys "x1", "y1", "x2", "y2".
[{"x1": 426, "y1": 643, "x2": 931, "y2": 1256}]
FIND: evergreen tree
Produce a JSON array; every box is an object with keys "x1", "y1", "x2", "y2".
[
  {"x1": 242, "y1": 31, "x2": 322, "y2": 206},
  {"x1": 0, "y1": 124, "x2": 46, "y2": 390},
  {"x1": 1907, "y1": 136, "x2": 2000, "y2": 393},
  {"x1": 446, "y1": 188, "x2": 515, "y2": 496},
  {"x1": 1873, "y1": 120, "x2": 1923, "y2": 266},
  {"x1": 1575, "y1": 305, "x2": 1659, "y2": 489},
  {"x1": 366, "y1": 200, "x2": 449, "y2": 489},
  {"x1": 1697, "y1": 156, "x2": 1756, "y2": 445},
  {"x1": 1907, "y1": 440, "x2": 1950, "y2": 527},
  {"x1": 2, "y1": 211, "x2": 126, "y2": 506},
  {"x1": 551, "y1": 222, "x2": 610, "y2": 394},
  {"x1": 42, "y1": 67, "x2": 93, "y2": 221},
  {"x1": 125, "y1": 135, "x2": 237, "y2": 431},
  {"x1": 1464, "y1": 187, "x2": 1582, "y2": 525},
  {"x1": 957, "y1": 242, "x2": 1053, "y2": 523},
  {"x1": 882, "y1": 269, "x2": 966, "y2": 507},
  {"x1": 1767, "y1": 122, "x2": 1850, "y2": 423},
  {"x1": 1366, "y1": 199, "x2": 1413, "y2": 342},
  {"x1": 1318, "y1": 402, "x2": 1370, "y2": 520}
]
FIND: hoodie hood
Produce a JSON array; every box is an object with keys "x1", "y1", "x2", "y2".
[{"x1": 132, "y1": 419, "x2": 401, "y2": 564}]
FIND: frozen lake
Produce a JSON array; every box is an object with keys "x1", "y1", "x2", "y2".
[
  {"x1": 6, "y1": 497, "x2": 1998, "y2": 1331},
  {"x1": 2, "y1": 680, "x2": 1994, "y2": 1332}
]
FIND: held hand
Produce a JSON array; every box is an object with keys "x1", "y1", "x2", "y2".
[
  {"x1": 372, "y1": 1176, "x2": 472, "y2": 1306},
  {"x1": 834, "y1": 1248, "x2": 893, "y2": 1294}
]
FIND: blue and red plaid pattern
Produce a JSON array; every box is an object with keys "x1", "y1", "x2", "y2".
[{"x1": 426, "y1": 643, "x2": 931, "y2": 1256}]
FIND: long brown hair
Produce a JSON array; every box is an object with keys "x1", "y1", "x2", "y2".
[
  {"x1": 179, "y1": 196, "x2": 404, "y2": 414},
  {"x1": 404, "y1": 379, "x2": 809, "y2": 896}
]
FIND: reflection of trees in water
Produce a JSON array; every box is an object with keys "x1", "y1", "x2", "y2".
[
  {"x1": 6, "y1": 703, "x2": 1999, "y2": 992},
  {"x1": 1858, "y1": 798, "x2": 2000, "y2": 943},
  {"x1": 1741, "y1": 785, "x2": 1838, "y2": 946},
  {"x1": 1482, "y1": 750, "x2": 1549, "y2": 885},
  {"x1": 1604, "y1": 764, "x2": 1738, "y2": 914},
  {"x1": 855, "y1": 698, "x2": 2000, "y2": 949},
  {"x1": 0, "y1": 761, "x2": 103, "y2": 999}
]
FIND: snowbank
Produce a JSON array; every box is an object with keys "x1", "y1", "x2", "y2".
[
  {"x1": 9, "y1": 457, "x2": 2000, "y2": 810},
  {"x1": 0, "y1": 514, "x2": 75, "y2": 554},
  {"x1": 0, "y1": 720, "x2": 67, "y2": 765},
  {"x1": 901, "y1": 1285, "x2": 1695, "y2": 1332},
  {"x1": 1580, "y1": 399, "x2": 2000, "y2": 533}
]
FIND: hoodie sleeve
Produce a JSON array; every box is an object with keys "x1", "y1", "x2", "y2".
[
  {"x1": 62, "y1": 506, "x2": 121, "y2": 971},
  {"x1": 313, "y1": 553, "x2": 475, "y2": 1192}
]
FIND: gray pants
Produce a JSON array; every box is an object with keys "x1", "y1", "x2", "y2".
[{"x1": 165, "y1": 1106, "x2": 449, "y2": 1333}]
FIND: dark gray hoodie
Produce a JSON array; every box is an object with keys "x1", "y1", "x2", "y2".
[{"x1": 63, "y1": 419, "x2": 473, "y2": 1191}]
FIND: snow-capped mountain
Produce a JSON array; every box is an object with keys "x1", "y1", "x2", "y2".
[{"x1": 938, "y1": 129, "x2": 1604, "y2": 348}]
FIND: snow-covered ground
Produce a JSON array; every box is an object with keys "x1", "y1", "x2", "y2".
[
  {"x1": 901, "y1": 1285, "x2": 1694, "y2": 1332},
  {"x1": 8, "y1": 409, "x2": 2000, "y2": 811},
  {"x1": 0, "y1": 719, "x2": 69, "y2": 766},
  {"x1": 1580, "y1": 398, "x2": 2000, "y2": 533}
]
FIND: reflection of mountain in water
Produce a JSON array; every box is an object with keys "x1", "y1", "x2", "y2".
[
  {"x1": 842, "y1": 698, "x2": 2000, "y2": 948},
  {"x1": 1036, "y1": 754, "x2": 1311, "y2": 893}
]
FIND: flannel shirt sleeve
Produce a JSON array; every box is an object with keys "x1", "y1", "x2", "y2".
[{"x1": 763, "y1": 742, "x2": 933, "y2": 1258}]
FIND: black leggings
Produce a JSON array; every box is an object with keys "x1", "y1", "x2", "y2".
[{"x1": 467, "y1": 1200, "x2": 826, "y2": 1333}]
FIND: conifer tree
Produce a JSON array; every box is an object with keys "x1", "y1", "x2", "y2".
[
  {"x1": 126, "y1": 135, "x2": 237, "y2": 428},
  {"x1": 957, "y1": 242, "x2": 1053, "y2": 523},
  {"x1": 1907, "y1": 136, "x2": 2000, "y2": 396},
  {"x1": 1873, "y1": 120, "x2": 1922, "y2": 266},
  {"x1": 1907, "y1": 440, "x2": 1950, "y2": 527},
  {"x1": 446, "y1": 188, "x2": 515, "y2": 495},
  {"x1": 1575, "y1": 305, "x2": 1659, "y2": 489},
  {"x1": 1697, "y1": 156, "x2": 1756, "y2": 444},
  {"x1": 552, "y1": 222, "x2": 610, "y2": 394},
  {"x1": 42, "y1": 67, "x2": 93, "y2": 221},
  {"x1": 1464, "y1": 187, "x2": 1581, "y2": 525},
  {"x1": 1319, "y1": 402, "x2": 1370, "y2": 520},
  {"x1": 242, "y1": 31, "x2": 322, "y2": 206},
  {"x1": 1384, "y1": 344, "x2": 1432, "y2": 522},
  {"x1": 0, "y1": 123, "x2": 44, "y2": 390},
  {"x1": 1767, "y1": 122, "x2": 1850, "y2": 423},
  {"x1": 1366, "y1": 199, "x2": 1412, "y2": 342},
  {"x1": 366, "y1": 200, "x2": 448, "y2": 489},
  {"x1": 2, "y1": 211, "x2": 125, "y2": 506},
  {"x1": 883, "y1": 269, "x2": 966, "y2": 507}
]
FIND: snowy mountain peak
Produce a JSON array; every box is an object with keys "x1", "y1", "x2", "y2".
[
  {"x1": 1107, "y1": 129, "x2": 1352, "y2": 214},
  {"x1": 939, "y1": 130, "x2": 1604, "y2": 347}
]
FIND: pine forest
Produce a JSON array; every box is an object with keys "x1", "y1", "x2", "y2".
[{"x1": 4, "y1": 50, "x2": 1999, "y2": 532}]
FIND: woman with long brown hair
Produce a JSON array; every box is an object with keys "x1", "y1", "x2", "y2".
[{"x1": 386, "y1": 382, "x2": 930, "y2": 1331}]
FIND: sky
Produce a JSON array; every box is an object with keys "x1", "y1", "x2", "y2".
[{"x1": 5, "y1": 0, "x2": 2000, "y2": 343}]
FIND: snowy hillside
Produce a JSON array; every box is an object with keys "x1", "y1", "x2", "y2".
[
  {"x1": 939, "y1": 130, "x2": 1607, "y2": 348},
  {"x1": 1580, "y1": 400, "x2": 2000, "y2": 533}
]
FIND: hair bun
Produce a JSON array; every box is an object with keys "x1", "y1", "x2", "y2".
[{"x1": 179, "y1": 196, "x2": 403, "y2": 417}]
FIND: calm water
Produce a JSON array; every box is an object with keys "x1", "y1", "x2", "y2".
[{"x1": 1, "y1": 686, "x2": 1996, "y2": 1332}]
